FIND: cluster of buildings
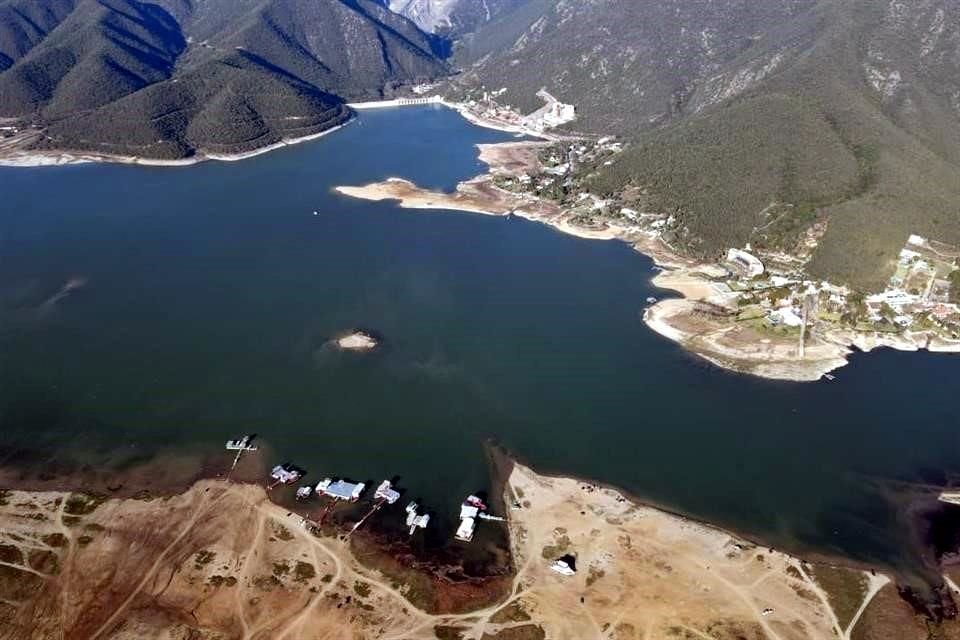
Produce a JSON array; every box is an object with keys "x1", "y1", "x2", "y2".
[
  {"x1": 863, "y1": 235, "x2": 960, "y2": 329},
  {"x1": 717, "y1": 234, "x2": 960, "y2": 340},
  {"x1": 457, "y1": 88, "x2": 960, "y2": 343},
  {"x1": 458, "y1": 86, "x2": 576, "y2": 133},
  {"x1": 521, "y1": 90, "x2": 576, "y2": 132},
  {"x1": 496, "y1": 137, "x2": 625, "y2": 212}
]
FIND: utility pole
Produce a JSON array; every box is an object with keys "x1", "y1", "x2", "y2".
[
  {"x1": 799, "y1": 287, "x2": 818, "y2": 360},
  {"x1": 799, "y1": 301, "x2": 807, "y2": 360}
]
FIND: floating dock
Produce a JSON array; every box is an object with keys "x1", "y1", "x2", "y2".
[
  {"x1": 226, "y1": 435, "x2": 258, "y2": 451},
  {"x1": 374, "y1": 480, "x2": 400, "y2": 504},
  {"x1": 405, "y1": 502, "x2": 430, "y2": 535},
  {"x1": 226, "y1": 434, "x2": 258, "y2": 476},
  {"x1": 316, "y1": 478, "x2": 366, "y2": 502},
  {"x1": 456, "y1": 495, "x2": 493, "y2": 542},
  {"x1": 269, "y1": 463, "x2": 303, "y2": 489},
  {"x1": 349, "y1": 480, "x2": 402, "y2": 536}
]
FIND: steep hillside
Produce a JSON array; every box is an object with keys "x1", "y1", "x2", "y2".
[
  {"x1": 384, "y1": 0, "x2": 525, "y2": 36},
  {"x1": 452, "y1": 0, "x2": 822, "y2": 129},
  {"x1": 0, "y1": 0, "x2": 447, "y2": 159},
  {"x1": 450, "y1": 0, "x2": 960, "y2": 289},
  {"x1": 0, "y1": 0, "x2": 77, "y2": 71}
]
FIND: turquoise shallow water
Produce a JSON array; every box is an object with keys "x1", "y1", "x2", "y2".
[{"x1": 2, "y1": 105, "x2": 960, "y2": 575}]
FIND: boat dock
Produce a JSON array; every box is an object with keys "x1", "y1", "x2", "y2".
[
  {"x1": 348, "y1": 480, "x2": 402, "y2": 536},
  {"x1": 456, "y1": 495, "x2": 504, "y2": 542},
  {"x1": 316, "y1": 478, "x2": 366, "y2": 502},
  {"x1": 268, "y1": 463, "x2": 303, "y2": 490},
  {"x1": 225, "y1": 434, "x2": 258, "y2": 476},
  {"x1": 239, "y1": 438, "x2": 434, "y2": 538},
  {"x1": 405, "y1": 502, "x2": 429, "y2": 535}
]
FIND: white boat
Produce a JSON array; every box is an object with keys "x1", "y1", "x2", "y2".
[
  {"x1": 296, "y1": 486, "x2": 313, "y2": 500},
  {"x1": 455, "y1": 495, "x2": 489, "y2": 542},
  {"x1": 455, "y1": 516, "x2": 476, "y2": 542}
]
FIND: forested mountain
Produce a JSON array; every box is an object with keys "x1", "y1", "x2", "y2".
[
  {"x1": 449, "y1": 0, "x2": 960, "y2": 289},
  {"x1": 0, "y1": 0, "x2": 446, "y2": 158},
  {"x1": 3, "y1": 0, "x2": 959, "y2": 288}
]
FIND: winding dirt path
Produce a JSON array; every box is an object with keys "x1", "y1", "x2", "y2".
[{"x1": 88, "y1": 488, "x2": 222, "y2": 639}]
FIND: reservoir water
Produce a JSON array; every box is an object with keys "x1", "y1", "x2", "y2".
[{"x1": 2, "y1": 105, "x2": 959, "y2": 576}]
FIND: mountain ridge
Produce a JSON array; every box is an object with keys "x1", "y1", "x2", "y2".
[
  {"x1": 444, "y1": 0, "x2": 960, "y2": 289},
  {"x1": 0, "y1": 0, "x2": 447, "y2": 159}
]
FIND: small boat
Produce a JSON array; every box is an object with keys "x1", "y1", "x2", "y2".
[
  {"x1": 646, "y1": 296, "x2": 657, "y2": 304},
  {"x1": 455, "y1": 514, "x2": 476, "y2": 542},
  {"x1": 455, "y1": 495, "x2": 490, "y2": 542},
  {"x1": 824, "y1": 374, "x2": 836, "y2": 381},
  {"x1": 296, "y1": 486, "x2": 313, "y2": 501}
]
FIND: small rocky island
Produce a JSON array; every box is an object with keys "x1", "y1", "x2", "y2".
[{"x1": 334, "y1": 330, "x2": 380, "y2": 351}]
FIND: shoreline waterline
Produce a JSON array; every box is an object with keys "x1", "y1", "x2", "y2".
[
  {"x1": 0, "y1": 97, "x2": 553, "y2": 169},
  {"x1": 0, "y1": 119, "x2": 355, "y2": 168},
  {"x1": 3, "y1": 102, "x2": 959, "y2": 585}
]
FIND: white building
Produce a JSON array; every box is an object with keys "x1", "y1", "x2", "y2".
[
  {"x1": 726, "y1": 248, "x2": 765, "y2": 278},
  {"x1": 769, "y1": 307, "x2": 804, "y2": 328}
]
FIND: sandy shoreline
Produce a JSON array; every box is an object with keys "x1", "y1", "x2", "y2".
[{"x1": 0, "y1": 455, "x2": 895, "y2": 639}]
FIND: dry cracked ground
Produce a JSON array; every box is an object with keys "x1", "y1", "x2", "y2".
[{"x1": 0, "y1": 463, "x2": 949, "y2": 639}]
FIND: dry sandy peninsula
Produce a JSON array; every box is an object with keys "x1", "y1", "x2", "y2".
[{"x1": 0, "y1": 460, "x2": 910, "y2": 640}]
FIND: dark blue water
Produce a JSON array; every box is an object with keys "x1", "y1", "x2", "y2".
[{"x1": 2, "y1": 105, "x2": 959, "y2": 576}]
